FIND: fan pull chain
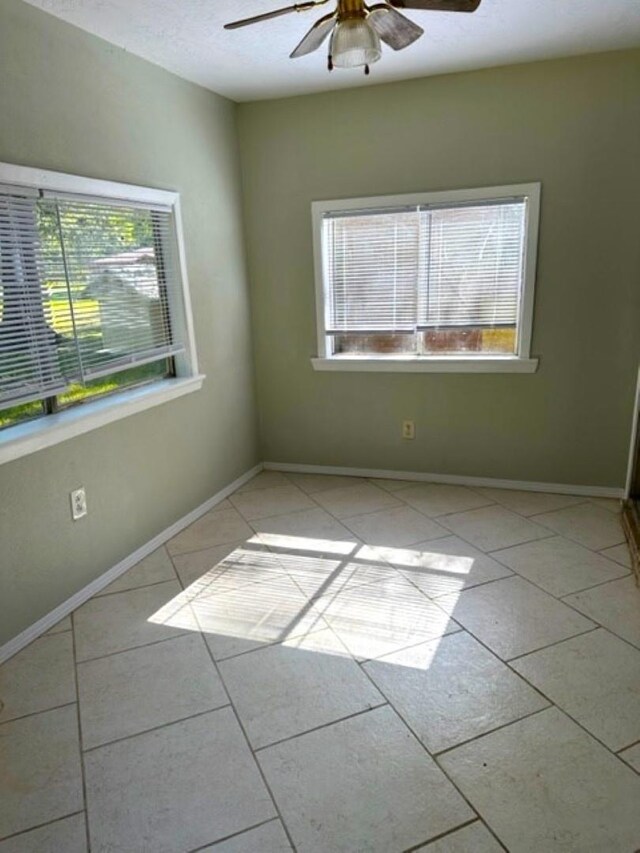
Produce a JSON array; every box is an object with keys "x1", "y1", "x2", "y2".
[
  {"x1": 364, "y1": 64, "x2": 370, "y2": 75},
  {"x1": 328, "y1": 54, "x2": 334, "y2": 70}
]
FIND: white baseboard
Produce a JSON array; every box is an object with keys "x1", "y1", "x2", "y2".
[
  {"x1": 0, "y1": 462, "x2": 263, "y2": 665},
  {"x1": 0, "y1": 457, "x2": 624, "y2": 664},
  {"x1": 264, "y1": 461, "x2": 625, "y2": 499}
]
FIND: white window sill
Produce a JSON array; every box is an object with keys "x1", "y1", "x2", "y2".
[
  {"x1": 311, "y1": 357, "x2": 539, "y2": 374},
  {"x1": 0, "y1": 375, "x2": 205, "y2": 466}
]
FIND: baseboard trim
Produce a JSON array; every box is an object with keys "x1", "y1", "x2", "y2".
[
  {"x1": 264, "y1": 461, "x2": 624, "y2": 499},
  {"x1": 0, "y1": 462, "x2": 263, "y2": 665}
]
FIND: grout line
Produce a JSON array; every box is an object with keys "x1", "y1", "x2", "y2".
[
  {"x1": 0, "y1": 810, "x2": 86, "y2": 845},
  {"x1": 556, "y1": 598, "x2": 640, "y2": 656},
  {"x1": 357, "y1": 627, "x2": 464, "y2": 667},
  {"x1": 617, "y1": 738, "x2": 640, "y2": 754},
  {"x1": 167, "y1": 535, "x2": 257, "y2": 560},
  {"x1": 432, "y1": 705, "x2": 552, "y2": 760},
  {"x1": 92, "y1": 576, "x2": 179, "y2": 599},
  {"x1": 504, "y1": 626, "x2": 601, "y2": 662},
  {"x1": 526, "y1": 500, "x2": 618, "y2": 520},
  {"x1": 213, "y1": 627, "x2": 331, "y2": 665},
  {"x1": 75, "y1": 630, "x2": 193, "y2": 666},
  {"x1": 397, "y1": 565, "x2": 516, "y2": 602},
  {"x1": 186, "y1": 817, "x2": 282, "y2": 853},
  {"x1": 253, "y1": 703, "x2": 389, "y2": 754},
  {"x1": 174, "y1": 560, "x2": 299, "y2": 853},
  {"x1": 70, "y1": 611, "x2": 92, "y2": 853},
  {"x1": 549, "y1": 569, "x2": 633, "y2": 598},
  {"x1": 81, "y1": 704, "x2": 232, "y2": 755},
  {"x1": 402, "y1": 818, "x2": 489, "y2": 853},
  {"x1": 0, "y1": 700, "x2": 77, "y2": 728}
]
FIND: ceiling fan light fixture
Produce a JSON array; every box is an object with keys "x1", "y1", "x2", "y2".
[{"x1": 330, "y1": 18, "x2": 381, "y2": 68}]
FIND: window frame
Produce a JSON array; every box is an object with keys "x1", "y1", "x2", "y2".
[
  {"x1": 311, "y1": 183, "x2": 541, "y2": 373},
  {"x1": 0, "y1": 161, "x2": 203, "y2": 465}
]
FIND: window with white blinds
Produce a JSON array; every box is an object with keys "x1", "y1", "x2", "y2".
[
  {"x1": 0, "y1": 168, "x2": 195, "y2": 431},
  {"x1": 314, "y1": 184, "x2": 539, "y2": 367}
]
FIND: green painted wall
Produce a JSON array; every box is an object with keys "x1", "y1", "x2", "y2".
[
  {"x1": 0, "y1": 0, "x2": 259, "y2": 644},
  {"x1": 238, "y1": 49, "x2": 640, "y2": 489}
]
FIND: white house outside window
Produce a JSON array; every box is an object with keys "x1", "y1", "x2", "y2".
[{"x1": 312, "y1": 184, "x2": 540, "y2": 373}]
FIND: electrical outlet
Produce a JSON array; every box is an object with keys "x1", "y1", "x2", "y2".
[
  {"x1": 402, "y1": 420, "x2": 415, "y2": 440},
  {"x1": 70, "y1": 487, "x2": 87, "y2": 521}
]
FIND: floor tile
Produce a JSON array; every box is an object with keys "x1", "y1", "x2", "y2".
[
  {"x1": 512, "y1": 628, "x2": 640, "y2": 751},
  {"x1": 286, "y1": 473, "x2": 366, "y2": 494},
  {"x1": 415, "y1": 821, "x2": 503, "y2": 852},
  {"x1": 74, "y1": 580, "x2": 197, "y2": 662},
  {"x1": 475, "y1": 487, "x2": 584, "y2": 517},
  {"x1": 194, "y1": 574, "x2": 326, "y2": 660},
  {"x1": 589, "y1": 496, "x2": 623, "y2": 514},
  {"x1": 619, "y1": 743, "x2": 640, "y2": 773},
  {"x1": 259, "y1": 706, "x2": 473, "y2": 853},
  {"x1": 313, "y1": 576, "x2": 456, "y2": 660},
  {"x1": 46, "y1": 616, "x2": 72, "y2": 635},
  {"x1": 396, "y1": 483, "x2": 493, "y2": 517},
  {"x1": 343, "y1": 506, "x2": 448, "y2": 547},
  {"x1": 250, "y1": 507, "x2": 358, "y2": 555},
  {"x1": 230, "y1": 484, "x2": 315, "y2": 521},
  {"x1": 0, "y1": 706, "x2": 83, "y2": 839},
  {"x1": 95, "y1": 546, "x2": 176, "y2": 596},
  {"x1": 440, "y1": 707, "x2": 640, "y2": 852},
  {"x1": 563, "y1": 576, "x2": 640, "y2": 649},
  {"x1": 313, "y1": 482, "x2": 402, "y2": 519},
  {"x1": 492, "y1": 535, "x2": 628, "y2": 597},
  {"x1": 0, "y1": 814, "x2": 87, "y2": 853},
  {"x1": 236, "y1": 471, "x2": 291, "y2": 492},
  {"x1": 438, "y1": 576, "x2": 594, "y2": 660},
  {"x1": 172, "y1": 540, "x2": 256, "y2": 589},
  {"x1": 599, "y1": 542, "x2": 632, "y2": 568},
  {"x1": 0, "y1": 633, "x2": 76, "y2": 723},
  {"x1": 85, "y1": 707, "x2": 275, "y2": 853},
  {"x1": 379, "y1": 536, "x2": 513, "y2": 598},
  {"x1": 534, "y1": 503, "x2": 624, "y2": 551},
  {"x1": 274, "y1": 550, "x2": 398, "y2": 599},
  {"x1": 220, "y1": 628, "x2": 383, "y2": 749},
  {"x1": 202, "y1": 820, "x2": 292, "y2": 852},
  {"x1": 364, "y1": 631, "x2": 547, "y2": 754},
  {"x1": 440, "y1": 505, "x2": 550, "y2": 552},
  {"x1": 78, "y1": 633, "x2": 228, "y2": 749},
  {"x1": 175, "y1": 545, "x2": 287, "y2": 598},
  {"x1": 166, "y1": 508, "x2": 254, "y2": 556},
  {"x1": 368, "y1": 477, "x2": 415, "y2": 492}
]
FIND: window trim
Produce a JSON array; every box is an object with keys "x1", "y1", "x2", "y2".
[
  {"x1": 311, "y1": 183, "x2": 541, "y2": 373},
  {"x1": 0, "y1": 161, "x2": 203, "y2": 464}
]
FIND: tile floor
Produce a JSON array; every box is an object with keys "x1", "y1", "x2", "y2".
[{"x1": 1, "y1": 473, "x2": 639, "y2": 852}]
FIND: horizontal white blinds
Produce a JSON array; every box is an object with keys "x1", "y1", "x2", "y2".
[
  {"x1": 323, "y1": 199, "x2": 527, "y2": 336},
  {"x1": 324, "y1": 210, "x2": 418, "y2": 333},
  {"x1": 1, "y1": 189, "x2": 184, "y2": 409},
  {"x1": 0, "y1": 194, "x2": 68, "y2": 406},
  {"x1": 419, "y1": 202, "x2": 526, "y2": 329}
]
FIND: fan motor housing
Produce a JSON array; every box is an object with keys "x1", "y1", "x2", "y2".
[{"x1": 338, "y1": 0, "x2": 368, "y2": 20}]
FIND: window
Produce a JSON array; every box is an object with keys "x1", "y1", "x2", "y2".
[
  {"x1": 0, "y1": 163, "x2": 202, "y2": 462},
  {"x1": 312, "y1": 184, "x2": 540, "y2": 373}
]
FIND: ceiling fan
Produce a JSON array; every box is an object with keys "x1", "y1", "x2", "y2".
[{"x1": 224, "y1": 0, "x2": 481, "y2": 75}]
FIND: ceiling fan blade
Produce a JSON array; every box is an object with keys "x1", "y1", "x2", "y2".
[
  {"x1": 390, "y1": 0, "x2": 481, "y2": 12},
  {"x1": 367, "y1": 5, "x2": 423, "y2": 50},
  {"x1": 224, "y1": 2, "x2": 317, "y2": 30},
  {"x1": 290, "y1": 12, "x2": 337, "y2": 58}
]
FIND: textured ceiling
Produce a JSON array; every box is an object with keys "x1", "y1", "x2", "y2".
[{"x1": 22, "y1": 0, "x2": 640, "y2": 101}]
